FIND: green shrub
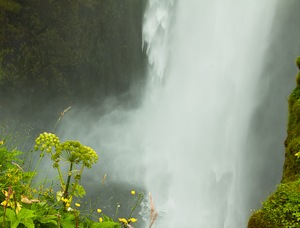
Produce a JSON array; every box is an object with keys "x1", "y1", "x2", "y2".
[{"x1": 0, "y1": 133, "x2": 142, "y2": 228}]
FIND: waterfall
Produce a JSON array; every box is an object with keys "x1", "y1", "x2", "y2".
[
  {"x1": 55, "y1": 1, "x2": 300, "y2": 227},
  {"x1": 140, "y1": 1, "x2": 278, "y2": 227}
]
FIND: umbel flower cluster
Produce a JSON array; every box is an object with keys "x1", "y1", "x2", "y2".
[
  {"x1": 56, "y1": 141, "x2": 98, "y2": 168},
  {"x1": 34, "y1": 132, "x2": 98, "y2": 200},
  {"x1": 34, "y1": 132, "x2": 60, "y2": 154},
  {"x1": 34, "y1": 132, "x2": 98, "y2": 167}
]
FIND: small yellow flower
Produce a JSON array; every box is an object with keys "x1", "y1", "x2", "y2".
[
  {"x1": 128, "y1": 218, "x2": 137, "y2": 223},
  {"x1": 131, "y1": 190, "x2": 136, "y2": 195},
  {"x1": 1, "y1": 200, "x2": 8, "y2": 207},
  {"x1": 1, "y1": 189, "x2": 22, "y2": 214},
  {"x1": 15, "y1": 203, "x2": 22, "y2": 214},
  {"x1": 0, "y1": 141, "x2": 4, "y2": 145},
  {"x1": 118, "y1": 218, "x2": 128, "y2": 224},
  {"x1": 97, "y1": 208, "x2": 102, "y2": 213},
  {"x1": 2, "y1": 190, "x2": 12, "y2": 199},
  {"x1": 99, "y1": 217, "x2": 103, "y2": 222},
  {"x1": 75, "y1": 203, "x2": 80, "y2": 207}
]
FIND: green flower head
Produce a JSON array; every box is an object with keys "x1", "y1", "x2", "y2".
[
  {"x1": 34, "y1": 132, "x2": 60, "y2": 153},
  {"x1": 56, "y1": 141, "x2": 98, "y2": 167}
]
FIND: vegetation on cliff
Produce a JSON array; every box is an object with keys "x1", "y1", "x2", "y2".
[{"x1": 248, "y1": 58, "x2": 300, "y2": 227}]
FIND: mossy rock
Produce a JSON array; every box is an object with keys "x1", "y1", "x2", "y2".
[
  {"x1": 296, "y1": 56, "x2": 300, "y2": 71},
  {"x1": 282, "y1": 137, "x2": 300, "y2": 181},
  {"x1": 296, "y1": 72, "x2": 300, "y2": 85},
  {"x1": 289, "y1": 87, "x2": 300, "y2": 106},
  {"x1": 248, "y1": 211, "x2": 275, "y2": 228},
  {"x1": 248, "y1": 59, "x2": 300, "y2": 227},
  {"x1": 248, "y1": 180, "x2": 300, "y2": 228}
]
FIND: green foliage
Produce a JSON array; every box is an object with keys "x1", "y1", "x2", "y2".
[
  {"x1": 91, "y1": 222, "x2": 121, "y2": 228},
  {"x1": 5, "y1": 208, "x2": 35, "y2": 228},
  {"x1": 0, "y1": 132, "x2": 143, "y2": 228},
  {"x1": 0, "y1": 146, "x2": 34, "y2": 200},
  {"x1": 0, "y1": 0, "x2": 21, "y2": 12},
  {"x1": 283, "y1": 66, "x2": 300, "y2": 181},
  {"x1": 249, "y1": 180, "x2": 300, "y2": 228},
  {"x1": 296, "y1": 56, "x2": 300, "y2": 70},
  {"x1": 290, "y1": 87, "x2": 300, "y2": 101}
]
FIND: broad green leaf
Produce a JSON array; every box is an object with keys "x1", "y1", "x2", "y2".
[
  {"x1": 102, "y1": 214, "x2": 114, "y2": 222},
  {"x1": 21, "y1": 219, "x2": 35, "y2": 228},
  {"x1": 38, "y1": 215, "x2": 58, "y2": 226},
  {"x1": 91, "y1": 222, "x2": 121, "y2": 228},
  {"x1": 18, "y1": 208, "x2": 35, "y2": 219},
  {"x1": 5, "y1": 208, "x2": 16, "y2": 222},
  {"x1": 72, "y1": 183, "x2": 86, "y2": 197},
  {"x1": 61, "y1": 214, "x2": 75, "y2": 228}
]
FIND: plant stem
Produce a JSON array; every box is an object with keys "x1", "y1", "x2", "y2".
[
  {"x1": 70, "y1": 164, "x2": 85, "y2": 196},
  {"x1": 56, "y1": 165, "x2": 66, "y2": 190},
  {"x1": 114, "y1": 204, "x2": 120, "y2": 219},
  {"x1": 52, "y1": 119, "x2": 60, "y2": 133},
  {"x1": 64, "y1": 162, "x2": 74, "y2": 198},
  {"x1": 128, "y1": 193, "x2": 143, "y2": 219}
]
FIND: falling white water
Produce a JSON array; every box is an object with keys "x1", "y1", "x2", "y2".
[
  {"x1": 55, "y1": 1, "x2": 287, "y2": 228},
  {"x1": 140, "y1": 1, "x2": 278, "y2": 227}
]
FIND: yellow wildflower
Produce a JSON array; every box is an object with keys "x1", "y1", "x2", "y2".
[
  {"x1": 1, "y1": 200, "x2": 8, "y2": 207},
  {"x1": 99, "y1": 217, "x2": 103, "y2": 222},
  {"x1": 0, "y1": 141, "x2": 4, "y2": 145},
  {"x1": 131, "y1": 190, "x2": 136, "y2": 195},
  {"x1": 75, "y1": 203, "x2": 80, "y2": 207},
  {"x1": 97, "y1": 208, "x2": 102, "y2": 213},
  {"x1": 1, "y1": 189, "x2": 21, "y2": 214},
  {"x1": 15, "y1": 203, "x2": 22, "y2": 214},
  {"x1": 61, "y1": 197, "x2": 67, "y2": 203},
  {"x1": 118, "y1": 218, "x2": 128, "y2": 224},
  {"x1": 128, "y1": 218, "x2": 137, "y2": 223},
  {"x1": 2, "y1": 190, "x2": 12, "y2": 199}
]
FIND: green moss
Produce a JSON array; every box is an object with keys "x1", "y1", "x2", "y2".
[
  {"x1": 248, "y1": 59, "x2": 300, "y2": 227},
  {"x1": 283, "y1": 88, "x2": 300, "y2": 181},
  {"x1": 282, "y1": 137, "x2": 300, "y2": 181},
  {"x1": 296, "y1": 56, "x2": 300, "y2": 71},
  {"x1": 248, "y1": 210, "x2": 277, "y2": 228},
  {"x1": 289, "y1": 87, "x2": 300, "y2": 103},
  {"x1": 249, "y1": 180, "x2": 300, "y2": 228},
  {"x1": 296, "y1": 72, "x2": 300, "y2": 85}
]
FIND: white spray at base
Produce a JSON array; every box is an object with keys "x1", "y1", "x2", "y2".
[{"x1": 140, "y1": 0, "x2": 278, "y2": 227}]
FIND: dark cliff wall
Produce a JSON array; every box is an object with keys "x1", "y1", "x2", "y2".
[{"x1": 0, "y1": 0, "x2": 147, "y2": 126}]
